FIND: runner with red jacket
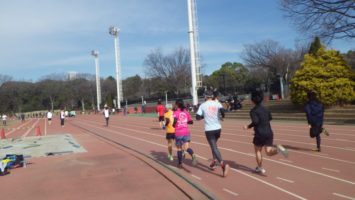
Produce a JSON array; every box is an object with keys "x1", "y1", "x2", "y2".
[{"x1": 157, "y1": 99, "x2": 166, "y2": 129}]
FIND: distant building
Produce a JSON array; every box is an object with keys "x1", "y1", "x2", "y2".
[{"x1": 66, "y1": 71, "x2": 77, "y2": 81}]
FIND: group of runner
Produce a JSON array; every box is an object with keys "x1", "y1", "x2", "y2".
[{"x1": 157, "y1": 89, "x2": 329, "y2": 176}]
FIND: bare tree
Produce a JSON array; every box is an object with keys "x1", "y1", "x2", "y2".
[
  {"x1": 280, "y1": 0, "x2": 355, "y2": 43},
  {"x1": 144, "y1": 47, "x2": 191, "y2": 94},
  {"x1": 0, "y1": 74, "x2": 12, "y2": 86},
  {"x1": 242, "y1": 40, "x2": 307, "y2": 85}
]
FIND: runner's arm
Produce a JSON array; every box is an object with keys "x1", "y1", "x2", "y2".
[
  {"x1": 173, "y1": 118, "x2": 177, "y2": 128},
  {"x1": 196, "y1": 114, "x2": 204, "y2": 120},
  {"x1": 248, "y1": 110, "x2": 259, "y2": 128},
  {"x1": 165, "y1": 118, "x2": 170, "y2": 127},
  {"x1": 219, "y1": 108, "x2": 225, "y2": 118}
]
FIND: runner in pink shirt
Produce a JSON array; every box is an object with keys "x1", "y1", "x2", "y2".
[{"x1": 173, "y1": 99, "x2": 197, "y2": 168}]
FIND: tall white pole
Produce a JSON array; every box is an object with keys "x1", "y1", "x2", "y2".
[
  {"x1": 165, "y1": 91, "x2": 168, "y2": 105},
  {"x1": 187, "y1": 0, "x2": 198, "y2": 107},
  {"x1": 92, "y1": 50, "x2": 101, "y2": 111},
  {"x1": 109, "y1": 27, "x2": 122, "y2": 109},
  {"x1": 280, "y1": 75, "x2": 284, "y2": 99}
]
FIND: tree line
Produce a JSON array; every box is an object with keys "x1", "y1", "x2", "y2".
[{"x1": 1, "y1": 38, "x2": 354, "y2": 114}]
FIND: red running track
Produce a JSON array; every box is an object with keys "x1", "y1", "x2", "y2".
[{"x1": 3, "y1": 115, "x2": 355, "y2": 200}]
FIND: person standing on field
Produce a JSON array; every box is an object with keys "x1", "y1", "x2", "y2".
[
  {"x1": 60, "y1": 110, "x2": 65, "y2": 127},
  {"x1": 47, "y1": 110, "x2": 53, "y2": 126}
]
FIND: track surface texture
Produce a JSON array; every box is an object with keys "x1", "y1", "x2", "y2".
[{"x1": 1, "y1": 114, "x2": 355, "y2": 200}]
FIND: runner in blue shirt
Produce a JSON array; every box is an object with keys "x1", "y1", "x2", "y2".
[{"x1": 196, "y1": 90, "x2": 230, "y2": 177}]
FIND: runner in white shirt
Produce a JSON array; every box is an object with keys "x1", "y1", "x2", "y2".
[
  {"x1": 104, "y1": 107, "x2": 110, "y2": 126},
  {"x1": 2, "y1": 114, "x2": 7, "y2": 126},
  {"x1": 47, "y1": 110, "x2": 53, "y2": 125},
  {"x1": 60, "y1": 110, "x2": 65, "y2": 127}
]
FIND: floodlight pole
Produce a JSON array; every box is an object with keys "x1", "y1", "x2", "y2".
[
  {"x1": 91, "y1": 50, "x2": 101, "y2": 111},
  {"x1": 165, "y1": 91, "x2": 168, "y2": 105},
  {"x1": 109, "y1": 26, "x2": 122, "y2": 109},
  {"x1": 187, "y1": 0, "x2": 198, "y2": 107}
]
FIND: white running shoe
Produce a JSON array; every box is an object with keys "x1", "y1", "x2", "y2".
[
  {"x1": 254, "y1": 167, "x2": 266, "y2": 174},
  {"x1": 277, "y1": 144, "x2": 289, "y2": 158}
]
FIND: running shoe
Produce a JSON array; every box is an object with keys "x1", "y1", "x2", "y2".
[
  {"x1": 276, "y1": 144, "x2": 289, "y2": 158},
  {"x1": 209, "y1": 160, "x2": 218, "y2": 170},
  {"x1": 192, "y1": 154, "x2": 197, "y2": 166},
  {"x1": 322, "y1": 128, "x2": 330, "y2": 136},
  {"x1": 254, "y1": 167, "x2": 266, "y2": 174},
  {"x1": 177, "y1": 163, "x2": 183, "y2": 169},
  {"x1": 222, "y1": 163, "x2": 230, "y2": 177},
  {"x1": 312, "y1": 147, "x2": 321, "y2": 152},
  {"x1": 168, "y1": 154, "x2": 173, "y2": 161}
]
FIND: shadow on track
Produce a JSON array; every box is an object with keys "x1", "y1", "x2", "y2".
[{"x1": 283, "y1": 144, "x2": 312, "y2": 152}]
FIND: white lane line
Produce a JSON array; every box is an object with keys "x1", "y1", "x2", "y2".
[
  {"x1": 191, "y1": 127, "x2": 355, "y2": 152},
  {"x1": 223, "y1": 188, "x2": 239, "y2": 196},
  {"x1": 191, "y1": 174, "x2": 202, "y2": 181},
  {"x1": 193, "y1": 141, "x2": 355, "y2": 185},
  {"x1": 279, "y1": 159, "x2": 293, "y2": 163},
  {"x1": 287, "y1": 149, "x2": 355, "y2": 165},
  {"x1": 73, "y1": 121, "x2": 307, "y2": 200},
  {"x1": 5, "y1": 119, "x2": 32, "y2": 136},
  {"x1": 77, "y1": 119, "x2": 355, "y2": 185},
  {"x1": 22, "y1": 120, "x2": 39, "y2": 137},
  {"x1": 276, "y1": 177, "x2": 295, "y2": 183},
  {"x1": 322, "y1": 167, "x2": 340, "y2": 173},
  {"x1": 333, "y1": 193, "x2": 355, "y2": 200},
  {"x1": 229, "y1": 168, "x2": 306, "y2": 200}
]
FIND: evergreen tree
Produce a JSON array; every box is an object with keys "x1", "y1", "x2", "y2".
[
  {"x1": 290, "y1": 44, "x2": 355, "y2": 106},
  {"x1": 308, "y1": 37, "x2": 322, "y2": 56}
]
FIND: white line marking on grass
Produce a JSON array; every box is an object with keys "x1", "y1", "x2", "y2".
[
  {"x1": 223, "y1": 188, "x2": 239, "y2": 196},
  {"x1": 276, "y1": 177, "x2": 295, "y2": 183},
  {"x1": 191, "y1": 174, "x2": 202, "y2": 181},
  {"x1": 322, "y1": 167, "x2": 340, "y2": 173},
  {"x1": 333, "y1": 193, "x2": 355, "y2": 200}
]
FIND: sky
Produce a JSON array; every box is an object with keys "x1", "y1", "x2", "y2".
[{"x1": 0, "y1": 0, "x2": 354, "y2": 82}]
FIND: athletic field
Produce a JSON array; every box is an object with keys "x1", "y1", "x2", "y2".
[{"x1": 1, "y1": 114, "x2": 354, "y2": 200}]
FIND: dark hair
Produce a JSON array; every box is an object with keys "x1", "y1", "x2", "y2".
[
  {"x1": 307, "y1": 92, "x2": 317, "y2": 101},
  {"x1": 175, "y1": 99, "x2": 186, "y2": 111},
  {"x1": 157, "y1": 99, "x2": 161, "y2": 105},
  {"x1": 251, "y1": 90, "x2": 263, "y2": 105},
  {"x1": 204, "y1": 90, "x2": 213, "y2": 98}
]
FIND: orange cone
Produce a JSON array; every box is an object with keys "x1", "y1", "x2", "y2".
[
  {"x1": 37, "y1": 125, "x2": 41, "y2": 136},
  {"x1": 1, "y1": 128, "x2": 5, "y2": 139}
]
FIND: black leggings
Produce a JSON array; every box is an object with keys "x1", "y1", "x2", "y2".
[{"x1": 205, "y1": 129, "x2": 222, "y2": 163}]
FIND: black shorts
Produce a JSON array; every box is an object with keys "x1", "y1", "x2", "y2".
[
  {"x1": 48, "y1": 118, "x2": 52, "y2": 121},
  {"x1": 253, "y1": 134, "x2": 273, "y2": 147},
  {"x1": 159, "y1": 116, "x2": 164, "y2": 122},
  {"x1": 310, "y1": 124, "x2": 322, "y2": 138},
  {"x1": 166, "y1": 133, "x2": 175, "y2": 140},
  {"x1": 205, "y1": 129, "x2": 221, "y2": 141}
]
